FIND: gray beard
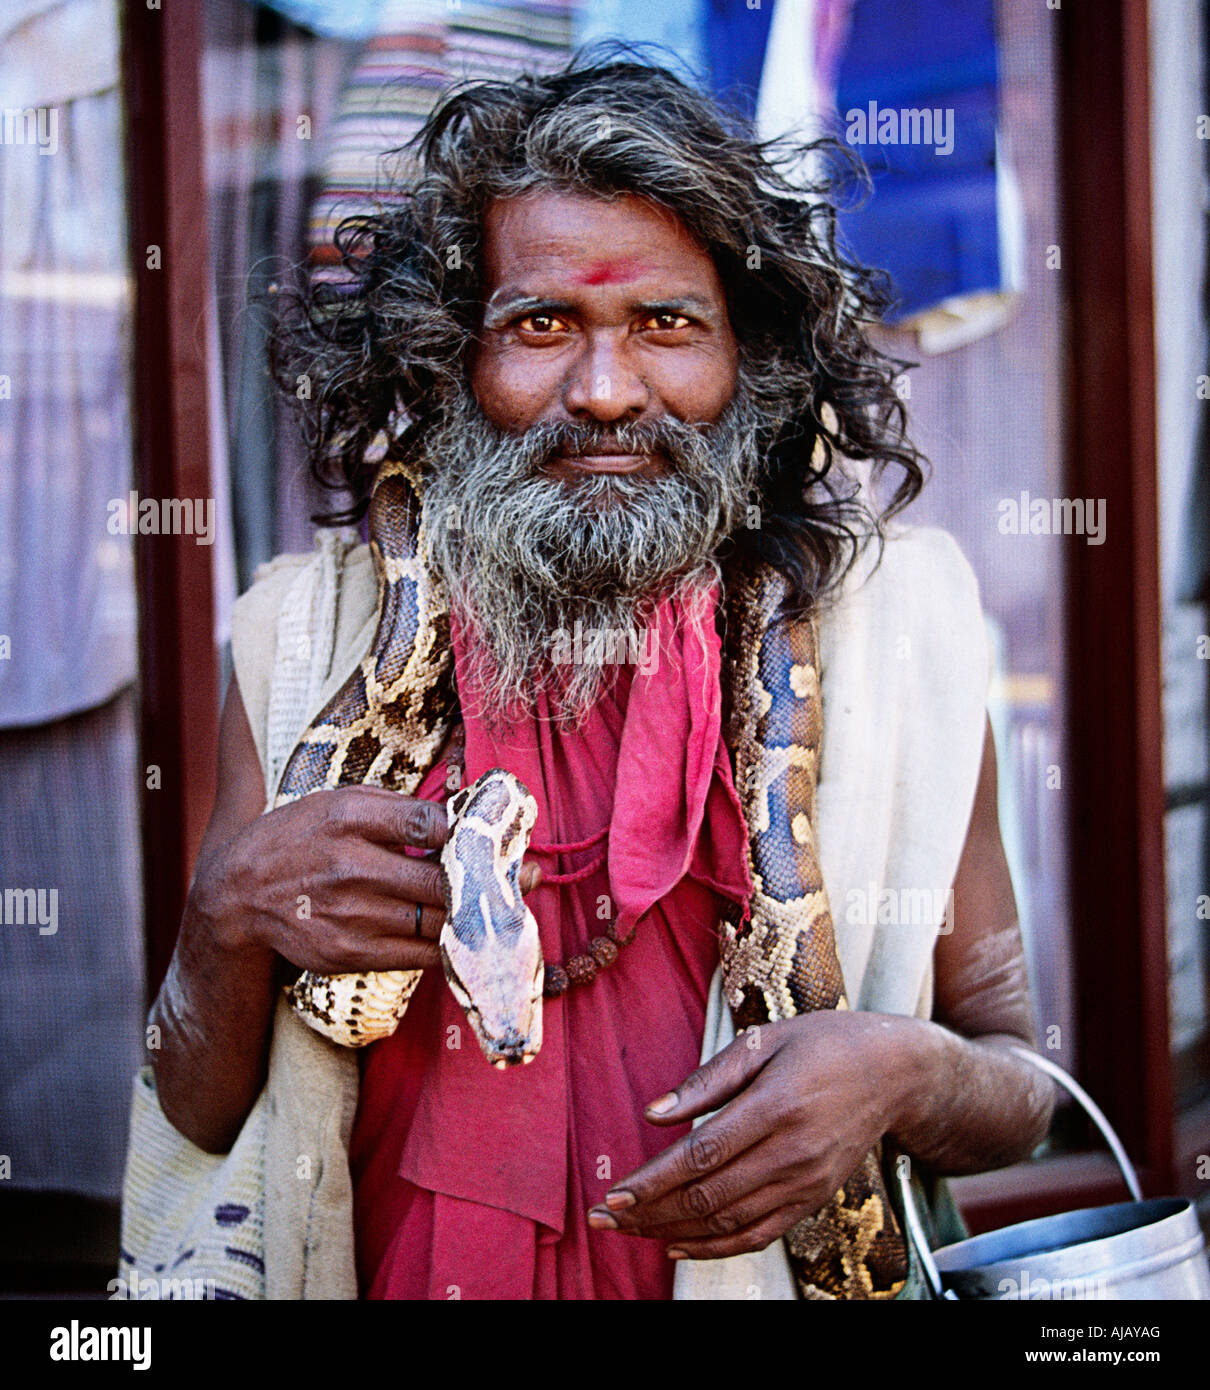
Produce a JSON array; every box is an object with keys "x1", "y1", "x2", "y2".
[{"x1": 418, "y1": 387, "x2": 763, "y2": 723}]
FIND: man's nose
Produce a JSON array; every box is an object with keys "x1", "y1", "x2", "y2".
[{"x1": 560, "y1": 330, "x2": 649, "y2": 422}]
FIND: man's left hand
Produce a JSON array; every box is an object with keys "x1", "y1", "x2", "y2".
[{"x1": 586, "y1": 1011, "x2": 926, "y2": 1261}]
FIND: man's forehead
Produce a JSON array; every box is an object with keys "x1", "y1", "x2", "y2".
[
  {"x1": 575, "y1": 258, "x2": 650, "y2": 287},
  {"x1": 479, "y1": 190, "x2": 726, "y2": 306}
]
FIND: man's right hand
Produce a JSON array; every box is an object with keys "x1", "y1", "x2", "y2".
[
  {"x1": 190, "y1": 785, "x2": 539, "y2": 977},
  {"x1": 149, "y1": 681, "x2": 547, "y2": 1154}
]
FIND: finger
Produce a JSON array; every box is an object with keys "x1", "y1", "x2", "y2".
[
  {"x1": 381, "y1": 852, "x2": 450, "y2": 911},
  {"x1": 327, "y1": 843, "x2": 449, "y2": 912},
  {"x1": 404, "y1": 903, "x2": 446, "y2": 941},
  {"x1": 297, "y1": 888, "x2": 445, "y2": 943},
  {"x1": 285, "y1": 934, "x2": 442, "y2": 975},
  {"x1": 621, "y1": 1189, "x2": 793, "y2": 1245},
  {"x1": 322, "y1": 892, "x2": 446, "y2": 942},
  {"x1": 358, "y1": 881, "x2": 446, "y2": 941},
  {"x1": 640, "y1": 1025, "x2": 781, "y2": 1128},
  {"x1": 601, "y1": 1096, "x2": 775, "y2": 1212},
  {"x1": 591, "y1": 1137, "x2": 795, "y2": 1235},
  {"x1": 305, "y1": 847, "x2": 449, "y2": 934},
  {"x1": 404, "y1": 850, "x2": 539, "y2": 896},
  {"x1": 607, "y1": 1174, "x2": 807, "y2": 1244},
  {"x1": 663, "y1": 1202, "x2": 808, "y2": 1263},
  {"x1": 356, "y1": 937, "x2": 443, "y2": 972},
  {"x1": 320, "y1": 788, "x2": 449, "y2": 851}
]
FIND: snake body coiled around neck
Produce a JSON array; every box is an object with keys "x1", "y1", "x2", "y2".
[{"x1": 276, "y1": 457, "x2": 908, "y2": 1299}]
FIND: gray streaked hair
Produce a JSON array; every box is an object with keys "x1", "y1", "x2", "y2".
[{"x1": 272, "y1": 47, "x2": 928, "y2": 613}]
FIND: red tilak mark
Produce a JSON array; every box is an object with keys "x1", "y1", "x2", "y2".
[{"x1": 577, "y1": 259, "x2": 646, "y2": 286}]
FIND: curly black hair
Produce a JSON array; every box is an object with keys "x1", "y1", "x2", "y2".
[{"x1": 271, "y1": 48, "x2": 927, "y2": 612}]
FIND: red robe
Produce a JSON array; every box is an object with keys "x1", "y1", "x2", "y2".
[{"x1": 349, "y1": 586, "x2": 752, "y2": 1299}]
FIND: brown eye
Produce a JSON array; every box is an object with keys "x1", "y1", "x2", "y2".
[
  {"x1": 517, "y1": 313, "x2": 570, "y2": 334},
  {"x1": 643, "y1": 312, "x2": 691, "y2": 331}
]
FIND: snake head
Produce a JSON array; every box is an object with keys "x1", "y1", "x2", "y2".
[{"x1": 439, "y1": 768, "x2": 544, "y2": 1068}]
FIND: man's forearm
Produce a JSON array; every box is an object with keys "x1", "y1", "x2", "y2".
[
  {"x1": 884, "y1": 1016, "x2": 1056, "y2": 1175},
  {"x1": 148, "y1": 894, "x2": 280, "y2": 1155}
]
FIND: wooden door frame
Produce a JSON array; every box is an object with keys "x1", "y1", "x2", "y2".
[
  {"x1": 122, "y1": 0, "x2": 219, "y2": 1002},
  {"x1": 1053, "y1": 0, "x2": 1172, "y2": 1196}
]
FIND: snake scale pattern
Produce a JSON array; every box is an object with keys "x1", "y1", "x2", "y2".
[
  {"x1": 277, "y1": 457, "x2": 907, "y2": 1298},
  {"x1": 722, "y1": 562, "x2": 908, "y2": 1299},
  {"x1": 274, "y1": 457, "x2": 457, "y2": 1044}
]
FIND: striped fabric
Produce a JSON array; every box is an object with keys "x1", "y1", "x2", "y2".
[{"x1": 308, "y1": 0, "x2": 574, "y2": 259}]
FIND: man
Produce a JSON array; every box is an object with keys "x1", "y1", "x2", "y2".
[{"x1": 142, "y1": 57, "x2": 1054, "y2": 1300}]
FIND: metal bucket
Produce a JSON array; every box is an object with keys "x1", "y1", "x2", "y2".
[{"x1": 900, "y1": 1047, "x2": 1210, "y2": 1301}]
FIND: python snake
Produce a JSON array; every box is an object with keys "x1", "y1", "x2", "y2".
[
  {"x1": 720, "y1": 561, "x2": 908, "y2": 1298},
  {"x1": 275, "y1": 455, "x2": 908, "y2": 1298}
]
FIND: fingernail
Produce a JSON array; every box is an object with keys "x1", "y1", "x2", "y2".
[
  {"x1": 587, "y1": 1210, "x2": 617, "y2": 1230},
  {"x1": 646, "y1": 1092, "x2": 677, "y2": 1115},
  {"x1": 521, "y1": 865, "x2": 541, "y2": 892},
  {"x1": 667, "y1": 1248, "x2": 687, "y2": 1260},
  {"x1": 604, "y1": 1190, "x2": 635, "y2": 1211}
]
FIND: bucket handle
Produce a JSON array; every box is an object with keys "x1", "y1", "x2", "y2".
[{"x1": 897, "y1": 1044, "x2": 1142, "y2": 1299}]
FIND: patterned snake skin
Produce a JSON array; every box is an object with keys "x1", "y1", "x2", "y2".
[
  {"x1": 277, "y1": 458, "x2": 907, "y2": 1296},
  {"x1": 274, "y1": 457, "x2": 457, "y2": 1044},
  {"x1": 440, "y1": 769, "x2": 544, "y2": 1067},
  {"x1": 721, "y1": 562, "x2": 907, "y2": 1299}
]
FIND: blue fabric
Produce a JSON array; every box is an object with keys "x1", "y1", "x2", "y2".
[
  {"x1": 836, "y1": 0, "x2": 996, "y2": 105},
  {"x1": 852, "y1": 169, "x2": 1000, "y2": 322},
  {"x1": 702, "y1": 0, "x2": 774, "y2": 121},
  {"x1": 834, "y1": 0, "x2": 1001, "y2": 321}
]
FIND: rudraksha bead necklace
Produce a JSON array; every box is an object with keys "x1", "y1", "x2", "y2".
[{"x1": 541, "y1": 917, "x2": 637, "y2": 998}]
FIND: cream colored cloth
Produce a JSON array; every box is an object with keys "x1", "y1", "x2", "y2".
[
  {"x1": 119, "y1": 522, "x2": 989, "y2": 1300},
  {"x1": 674, "y1": 525, "x2": 989, "y2": 1298}
]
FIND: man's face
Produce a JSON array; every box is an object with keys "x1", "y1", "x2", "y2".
[
  {"x1": 421, "y1": 189, "x2": 759, "y2": 721},
  {"x1": 469, "y1": 190, "x2": 740, "y2": 479}
]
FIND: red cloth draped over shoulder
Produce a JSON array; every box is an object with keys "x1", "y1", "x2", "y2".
[{"x1": 349, "y1": 583, "x2": 753, "y2": 1300}]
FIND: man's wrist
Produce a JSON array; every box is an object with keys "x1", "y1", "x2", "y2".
[
  {"x1": 878, "y1": 1013, "x2": 956, "y2": 1151},
  {"x1": 187, "y1": 868, "x2": 270, "y2": 960}
]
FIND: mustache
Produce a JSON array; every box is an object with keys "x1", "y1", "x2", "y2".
[{"x1": 485, "y1": 414, "x2": 727, "y2": 471}]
